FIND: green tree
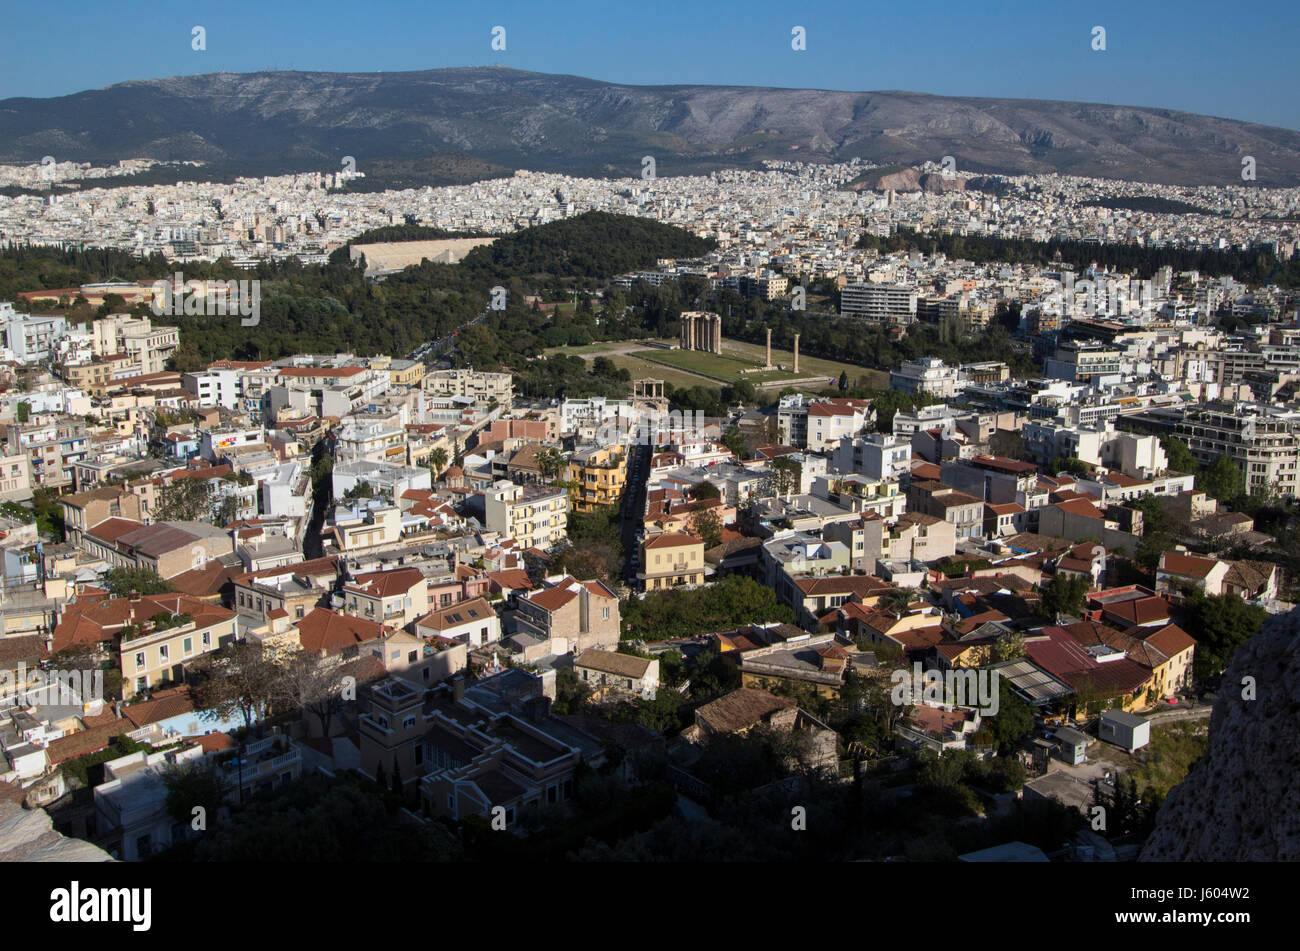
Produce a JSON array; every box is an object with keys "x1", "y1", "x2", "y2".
[
  {"x1": 1198, "y1": 453, "x2": 1244, "y2": 505},
  {"x1": 693, "y1": 480, "x2": 721, "y2": 502},
  {"x1": 989, "y1": 680, "x2": 1034, "y2": 755},
  {"x1": 428, "y1": 447, "x2": 449, "y2": 475},
  {"x1": 1039, "y1": 574, "x2": 1089, "y2": 620},
  {"x1": 153, "y1": 477, "x2": 215, "y2": 522},
  {"x1": 103, "y1": 566, "x2": 174, "y2": 597},
  {"x1": 692, "y1": 508, "x2": 723, "y2": 549},
  {"x1": 1182, "y1": 591, "x2": 1267, "y2": 679},
  {"x1": 768, "y1": 455, "x2": 801, "y2": 496},
  {"x1": 1161, "y1": 435, "x2": 1198, "y2": 475},
  {"x1": 162, "y1": 760, "x2": 226, "y2": 827}
]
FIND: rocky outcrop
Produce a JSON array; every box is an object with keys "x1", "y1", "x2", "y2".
[{"x1": 1139, "y1": 607, "x2": 1300, "y2": 861}]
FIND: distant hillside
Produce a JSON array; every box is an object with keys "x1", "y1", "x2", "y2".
[{"x1": 3, "y1": 67, "x2": 1300, "y2": 186}]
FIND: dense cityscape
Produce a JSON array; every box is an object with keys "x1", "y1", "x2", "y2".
[{"x1": 0, "y1": 8, "x2": 1295, "y2": 915}]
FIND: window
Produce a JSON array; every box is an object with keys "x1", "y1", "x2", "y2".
[
  {"x1": 158, "y1": 645, "x2": 169, "y2": 662},
  {"x1": 402, "y1": 716, "x2": 416, "y2": 729},
  {"x1": 547, "y1": 785, "x2": 558, "y2": 804},
  {"x1": 134, "y1": 652, "x2": 146, "y2": 669},
  {"x1": 201, "y1": 632, "x2": 211, "y2": 647},
  {"x1": 414, "y1": 746, "x2": 423, "y2": 765},
  {"x1": 183, "y1": 637, "x2": 193, "y2": 655}
]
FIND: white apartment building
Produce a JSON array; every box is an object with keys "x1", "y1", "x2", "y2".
[
  {"x1": 182, "y1": 367, "x2": 240, "y2": 409},
  {"x1": 831, "y1": 432, "x2": 913, "y2": 482},
  {"x1": 777, "y1": 395, "x2": 872, "y2": 451},
  {"x1": 890, "y1": 357, "x2": 962, "y2": 399},
  {"x1": 560, "y1": 396, "x2": 637, "y2": 438},
  {"x1": 483, "y1": 480, "x2": 569, "y2": 551},
  {"x1": 1, "y1": 305, "x2": 67, "y2": 363},
  {"x1": 841, "y1": 283, "x2": 918, "y2": 325},
  {"x1": 1169, "y1": 402, "x2": 1300, "y2": 497},
  {"x1": 335, "y1": 418, "x2": 406, "y2": 465},
  {"x1": 93, "y1": 314, "x2": 178, "y2": 375}
]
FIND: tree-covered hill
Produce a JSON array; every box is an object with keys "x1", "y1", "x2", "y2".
[{"x1": 0, "y1": 212, "x2": 715, "y2": 364}]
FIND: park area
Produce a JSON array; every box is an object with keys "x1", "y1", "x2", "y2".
[{"x1": 545, "y1": 338, "x2": 888, "y2": 392}]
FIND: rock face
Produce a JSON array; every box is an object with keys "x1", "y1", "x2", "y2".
[
  {"x1": 1140, "y1": 608, "x2": 1300, "y2": 861},
  {"x1": 4, "y1": 67, "x2": 1300, "y2": 186}
]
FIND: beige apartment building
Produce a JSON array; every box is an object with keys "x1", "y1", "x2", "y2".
[
  {"x1": 342, "y1": 566, "x2": 429, "y2": 629},
  {"x1": 484, "y1": 481, "x2": 568, "y2": 551},
  {"x1": 637, "y1": 532, "x2": 706, "y2": 591},
  {"x1": 423, "y1": 369, "x2": 513, "y2": 403},
  {"x1": 0, "y1": 451, "x2": 33, "y2": 502},
  {"x1": 119, "y1": 597, "x2": 239, "y2": 699}
]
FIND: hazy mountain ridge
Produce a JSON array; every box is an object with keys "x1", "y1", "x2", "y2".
[{"x1": 3, "y1": 67, "x2": 1300, "y2": 185}]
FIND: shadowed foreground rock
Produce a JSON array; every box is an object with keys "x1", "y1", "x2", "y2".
[{"x1": 1140, "y1": 607, "x2": 1300, "y2": 861}]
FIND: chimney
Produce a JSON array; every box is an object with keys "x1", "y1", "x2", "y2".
[{"x1": 452, "y1": 675, "x2": 466, "y2": 702}]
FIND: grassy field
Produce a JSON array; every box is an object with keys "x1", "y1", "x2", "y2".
[
  {"x1": 627, "y1": 347, "x2": 801, "y2": 385},
  {"x1": 1128, "y1": 720, "x2": 1209, "y2": 800},
  {"x1": 720, "y1": 338, "x2": 890, "y2": 390},
  {"x1": 543, "y1": 337, "x2": 888, "y2": 392}
]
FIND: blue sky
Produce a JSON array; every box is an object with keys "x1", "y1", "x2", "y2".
[{"x1": 5, "y1": 0, "x2": 1298, "y2": 130}]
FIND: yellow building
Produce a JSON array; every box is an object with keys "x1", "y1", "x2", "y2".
[
  {"x1": 387, "y1": 359, "x2": 426, "y2": 387},
  {"x1": 637, "y1": 532, "x2": 705, "y2": 591},
  {"x1": 565, "y1": 445, "x2": 627, "y2": 513}
]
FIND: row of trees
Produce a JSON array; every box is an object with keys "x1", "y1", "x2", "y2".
[{"x1": 620, "y1": 575, "x2": 793, "y2": 642}]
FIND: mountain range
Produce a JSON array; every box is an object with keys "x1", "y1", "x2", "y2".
[{"x1": 3, "y1": 67, "x2": 1300, "y2": 187}]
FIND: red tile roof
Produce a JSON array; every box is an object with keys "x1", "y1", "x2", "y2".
[{"x1": 294, "y1": 608, "x2": 389, "y2": 655}]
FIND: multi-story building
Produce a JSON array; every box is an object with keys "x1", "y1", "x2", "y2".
[
  {"x1": 1153, "y1": 402, "x2": 1300, "y2": 498},
  {"x1": 1043, "y1": 339, "x2": 1122, "y2": 386},
  {"x1": 341, "y1": 567, "x2": 429, "y2": 629},
  {"x1": 116, "y1": 595, "x2": 239, "y2": 699},
  {"x1": 890, "y1": 357, "x2": 962, "y2": 399},
  {"x1": 423, "y1": 369, "x2": 513, "y2": 403},
  {"x1": 637, "y1": 532, "x2": 706, "y2": 590},
  {"x1": 483, "y1": 480, "x2": 568, "y2": 550},
  {"x1": 840, "y1": 283, "x2": 918, "y2": 325},
  {"x1": 777, "y1": 395, "x2": 872, "y2": 450},
  {"x1": 233, "y1": 556, "x2": 340, "y2": 627},
  {"x1": 514, "y1": 577, "x2": 620, "y2": 652},
  {"x1": 0, "y1": 450, "x2": 33, "y2": 502},
  {"x1": 565, "y1": 445, "x2": 627, "y2": 512},
  {"x1": 413, "y1": 597, "x2": 501, "y2": 648},
  {"x1": 907, "y1": 481, "x2": 985, "y2": 540},
  {"x1": 0, "y1": 306, "x2": 67, "y2": 363},
  {"x1": 182, "y1": 367, "x2": 240, "y2": 409},
  {"x1": 92, "y1": 314, "x2": 179, "y2": 375},
  {"x1": 830, "y1": 432, "x2": 912, "y2": 482}
]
